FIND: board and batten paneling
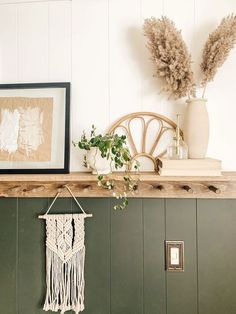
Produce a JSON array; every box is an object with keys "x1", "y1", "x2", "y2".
[
  {"x1": 1, "y1": 197, "x2": 236, "y2": 313},
  {"x1": 0, "y1": 4, "x2": 17, "y2": 82},
  {"x1": 0, "y1": 0, "x2": 236, "y2": 170},
  {"x1": 0, "y1": 198, "x2": 17, "y2": 314},
  {"x1": 109, "y1": 0, "x2": 142, "y2": 118},
  {"x1": 110, "y1": 198, "x2": 143, "y2": 314},
  {"x1": 165, "y1": 199, "x2": 198, "y2": 314},
  {"x1": 143, "y1": 199, "x2": 166, "y2": 314},
  {"x1": 18, "y1": 198, "x2": 48, "y2": 314},
  {"x1": 18, "y1": 2, "x2": 49, "y2": 82},
  {"x1": 71, "y1": 0, "x2": 109, "y2": 170},
  {"x1": 72, "y1": 198, "x2": 111, "y2": 314},
  {"x1": 48, "y1": 0, "x2": 71, "y2": 82},
  {"x1": 197, "y1": 199, "x2": 236, "y2": 314},
  {"x1": 194, "y1": 0, "x2": 236, "y2": 171}
]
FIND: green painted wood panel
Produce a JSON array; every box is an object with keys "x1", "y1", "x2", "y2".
[
  {"x1": 73, "y1": 198, "x2": 110, "y2": 314},
  {"x1": 18, "y1": 197, "x2": 49, "y2": 314},
  {"x1": 143, "y1": 199, "x2": 166, "y2": 314},
  {"x1": 197, "y1": 199, "x2": 236, "y2": 314},
  {"x1": 111, "y1": 199, "x2": 143, "y2": 314},
  {"x1": 1, "y1": 197, "x2": 236, "y2": 314},
  {"x1": 0, "y1": 198, "x2": 17, "y2": 314},
  {"x1": 166, "y1": 199, "x2": 198, "y2": 314}
]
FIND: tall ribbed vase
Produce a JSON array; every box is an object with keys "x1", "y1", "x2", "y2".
[{"x1": 183, "y1": 98, "x2": 209, "y2": 158}]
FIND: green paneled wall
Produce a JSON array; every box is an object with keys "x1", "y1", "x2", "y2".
[{"x1": 0, "y1": 198, "x2": 236, "y2": 314}]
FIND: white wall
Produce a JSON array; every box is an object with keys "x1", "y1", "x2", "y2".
[{"x1": 0, "y1": 0, "x2": 235, "y2": 171}]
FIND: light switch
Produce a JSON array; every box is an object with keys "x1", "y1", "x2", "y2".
[
  {"x1": 165, "y1": 240, "x2": 184, "y2": 272},
  {"x1": 170, "y1": 247, "x2": 179, "y2": 265}
]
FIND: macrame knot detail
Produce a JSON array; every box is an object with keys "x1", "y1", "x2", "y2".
[{"x1": 43, "y1": 214, "x2": 86, "y2": 314}]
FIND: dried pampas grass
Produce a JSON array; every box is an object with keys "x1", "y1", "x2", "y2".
[
  {"x1": 143, "y1": 14, "x2": 236, "y2": 100},
  {"x1": 201, "y1": 14, "x2": 236, "y2": 91},
  {"x1": 143, "y1": 16, "x2": 195, "y2": 99}
]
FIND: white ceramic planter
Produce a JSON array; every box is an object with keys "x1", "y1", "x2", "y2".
[
  {"x1": 183, "y1": 98, "x2": 209, "y2": 158},
  {"x1": 86, "y1": 147, "x2": 111, "y2": 175}
]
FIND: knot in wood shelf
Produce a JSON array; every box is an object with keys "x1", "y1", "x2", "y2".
[{"x1": 0, "y1": 172, "x2": 235, "y2": 198}]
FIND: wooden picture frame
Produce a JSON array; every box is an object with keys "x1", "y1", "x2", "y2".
[{"x1": 0, "y1": 82, "x2": 70, "y2": 174}]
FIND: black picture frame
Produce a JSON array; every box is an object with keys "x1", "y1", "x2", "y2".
[{"x1": 0, "y1": 82, "x2": 70, "y2": 174}]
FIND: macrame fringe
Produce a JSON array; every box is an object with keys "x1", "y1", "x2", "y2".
[{"x1": 43, "y1": 246, "x2": 85, "y2": 314}]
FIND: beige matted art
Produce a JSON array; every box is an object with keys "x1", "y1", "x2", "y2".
[
  {"x1": 0, "y1": 97, "x2": 53, "y2": 162},
  {"x1": 0, "y1": 82, "x2": 70, "y2": 174}
]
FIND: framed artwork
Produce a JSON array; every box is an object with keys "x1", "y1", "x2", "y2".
[{"x1": 0, "y1": 82, "x2": 70, "y2": 174}]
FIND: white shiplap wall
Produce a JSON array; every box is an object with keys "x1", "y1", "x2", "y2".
[{"x1": 0, "y1": 0, "x2": 236, "y2": 170}]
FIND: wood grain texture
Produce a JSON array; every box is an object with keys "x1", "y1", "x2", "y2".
[
  {"x1": 0, "y1": 172, "x2": 235, "y2": 182},
  {"x1": 0, "y1": 172, "x2": 235, "y2": 198}
]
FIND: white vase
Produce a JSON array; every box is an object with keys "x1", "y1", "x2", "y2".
[
  {"x1": 86, "y1": 147, "x2": 111, "y2": 175},
  {"x1": 183, "y1": 98, "x2": 209, "y2": 158}
]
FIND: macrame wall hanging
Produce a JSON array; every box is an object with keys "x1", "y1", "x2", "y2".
[{"x1": 39, "y1": 185, "x2": 92, "y2": 314}]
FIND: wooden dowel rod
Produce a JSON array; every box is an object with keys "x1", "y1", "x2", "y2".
[
  {"x1": 38, "y1": 213, "x2": 93, "y2": 219},
  {"x1": 182, "y1": 185, "x2": 193, "y2": 193},
  {"x1": 155, "y1": 185, "x2": 165, "y2": 191},
  {"x1": 208, "y1": 185, "x2": 221, "y2": 194}
]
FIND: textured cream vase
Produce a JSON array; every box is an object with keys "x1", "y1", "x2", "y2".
[
  {"x1": 184, "y1": 98, "x2": 209, "y2": 158},
  {"x1": 86, "y1": 147, "x2": 111, "y2": 174}
]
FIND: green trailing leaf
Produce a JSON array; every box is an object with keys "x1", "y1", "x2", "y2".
[{"x1": 73, "y1": 126, "x2": 140, "y2": 209}]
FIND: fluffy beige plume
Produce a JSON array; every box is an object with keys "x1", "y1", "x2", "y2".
[
  {"x1": 143, "y1": 16, "x2": 195, "y2": 99},
  {"x1": 201, "y1": 14, "x2": 236, "y2": 87}
]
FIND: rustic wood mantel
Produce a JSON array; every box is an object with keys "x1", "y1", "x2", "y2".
[{"x1": 0, "y1": 172, "x2": 236, "y2": 198}]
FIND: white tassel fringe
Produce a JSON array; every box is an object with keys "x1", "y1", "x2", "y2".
[{"x1": 43, "y1": 246, "x2": 85, "y2": 314}]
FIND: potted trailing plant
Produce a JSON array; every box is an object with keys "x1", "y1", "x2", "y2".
[
  {"x1": 73, "y1": 125, "x2": 140, "y2": 210},
  {"x1": 143, "y1": 15, "x2": 236, "y2": 158}
]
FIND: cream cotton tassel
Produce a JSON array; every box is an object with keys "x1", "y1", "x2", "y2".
[{"x1": 43, "y1": 214, "x2": 86, "y2": 314}]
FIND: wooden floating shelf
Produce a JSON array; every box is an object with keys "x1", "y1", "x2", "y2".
[{"x1": 0, "y1": 172, "x2": 236, "y2": 198}]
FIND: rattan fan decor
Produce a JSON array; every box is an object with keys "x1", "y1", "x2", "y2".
[{"x1": 108, "y1": 112, "x2": 180, "y2": 171}]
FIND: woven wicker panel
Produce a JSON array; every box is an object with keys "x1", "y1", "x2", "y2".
[{"x1": 108, "y1": 112, "x2": 179, "y2": 171}]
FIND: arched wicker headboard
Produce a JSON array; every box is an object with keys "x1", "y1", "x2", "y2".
[{"x1": 108, "y1": 112, "x2": 180, "y2": 171}]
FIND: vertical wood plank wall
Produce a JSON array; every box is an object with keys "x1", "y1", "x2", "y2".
[
  {"x1": 0, "y1": 0, "x2": 236, "y2": 170},
  {"x1": 0, "y1": 197, "x2": 236, "y2": 314}
]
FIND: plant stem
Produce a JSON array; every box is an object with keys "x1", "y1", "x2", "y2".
[
  {"x1": 109, "y1": 148, "x2": 113, "y2": 173},
  {"x1": 202, "y1": 84, "x2": 207, "y2": 98}
]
